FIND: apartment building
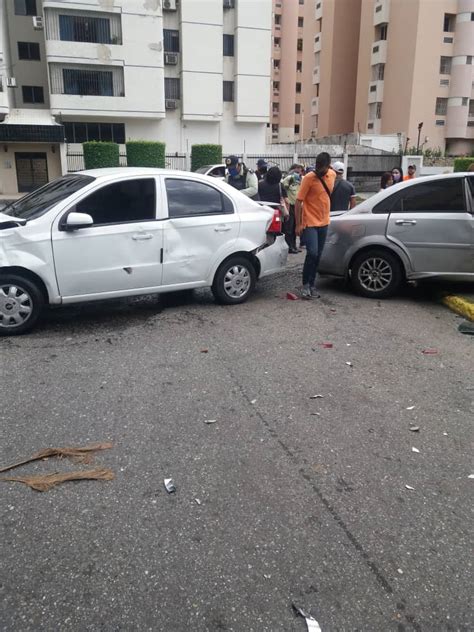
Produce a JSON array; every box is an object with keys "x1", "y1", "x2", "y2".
[
  {"x1": 302, "y1": 0, "x2": 473, "y2": 155},
  {"x1": 0, "y1": 0, "x2": 272, "y2": 195}
]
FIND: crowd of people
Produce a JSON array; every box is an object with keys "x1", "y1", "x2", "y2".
[{"x1": 379, "y1": 163, "x2": 417, "y2": 190}]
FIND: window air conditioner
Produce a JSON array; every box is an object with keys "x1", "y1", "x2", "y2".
[
  {"x1": 165, "y1": 99, "x2": 177, "y2": 109},
  {"x1": 164, "y1": 52, "x2": 178, "y2": 65},
  {"x1": 163, "y1": 0, "x2": 177, "y2": 11},
  {"x1": 6, "y1": 77, "x2": 17, "y2": 88},
  {"x1": 33, "y1": 16, "x2": 44, "y2": 29}
]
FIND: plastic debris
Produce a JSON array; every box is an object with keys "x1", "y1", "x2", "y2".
[
  {"x1": 406, "y1": 406, "x2": 415, "y2": 411},
  {"x1": 195, "y1": 498, "x2": 201, "y2": 505},
  {"x1": 310, "y1": 394, "x2": 324, "y2": 399},
  {"x1": 411, "y1": 447, "x2": 420, "y2": 453},
  {"x1": 164, "y1": 478, "x2": 176, "y2": 494},
  {"x1": 422, "y1": 348, "x2": 438, "y2": 355},
  {"x1": 311, "y1": 412, "x2": 321, "y2": 416},
  {"x1": 263, "y1": 574, "x2": 271, "y2": 579},
  {"x1": 345, "y1": 361, "x2": 353, "y2": 367},
  {"x1": 330, "y1": 308, "x2": 337, "y2": 312},
  {"x1": 468, "y1": 474, "x2": 474, "y2": 479},
  {"x1": 286, "y1": 292, "x2": 299, "y2": 301},
  {"x1": 204, "y1": 419, "x2": 217, "y2": 424},
  {"x1": 405, "y1": 484, "x2": 415, "y2": 490},
  {"x1": 397, "y1": 568, "x2": 404, "y2": 575},
  {"x1": 321, "y1": 343, "x2": 333, "y2": 349},
  {"x1": 292, "y1": 604, "x2": 322, "y2": 632},
  {"x1": 409, "y1": 426, "x2": 420, "y2": 432},
  {"x1": 458, "y1": 321, "x2": 474, "y2": 335},
  {"x1": 443, "y1": 432, "x2": 448, "y2": 436},
  {"x1": 0, "y1": 468, "x2": 114, "y2": 492},
  {"x1": 250, "y1": 399, "x2": 257, "y2": 404},
  {"x1": 200, "y1": 349, "x2": 209, "y2": 353}
]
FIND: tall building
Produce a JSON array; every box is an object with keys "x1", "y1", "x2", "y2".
[
  {"x1": 301, "y1": 0, "x2": 474, "y2": 154},
  {"x1": 0, "y1": 0, "x2": 272, "y2": 195}
]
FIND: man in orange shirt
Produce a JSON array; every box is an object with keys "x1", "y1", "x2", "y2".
[
  {"x1": 403, "y1": 164, "x2": 417, "y2": 180},
  {"x1": 295, "y1": 152, "x2": 336, "y2": 299}
]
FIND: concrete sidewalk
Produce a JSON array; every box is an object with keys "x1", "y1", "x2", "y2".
[{"x1": 442, "y1": 293, "x2": 474, "y2": 322}]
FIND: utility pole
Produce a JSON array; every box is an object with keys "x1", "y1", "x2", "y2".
[{"x1": 416, "y1": 122, "x2": 423, "y2": 153}]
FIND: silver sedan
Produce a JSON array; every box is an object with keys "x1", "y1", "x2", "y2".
[{"x1": 320, "y1": 173, "x2": 474, "y2": 298}]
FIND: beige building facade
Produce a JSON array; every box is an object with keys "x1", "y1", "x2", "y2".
[{"x1": 296, "y1": 0, "x2": 474, "y2": 154}]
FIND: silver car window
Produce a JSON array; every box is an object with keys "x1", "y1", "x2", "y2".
[{"x1": 399, "y1": 180, "x2": 465, "y2": 213}]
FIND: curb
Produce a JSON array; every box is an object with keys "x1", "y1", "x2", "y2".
[{"x1": 442, "y1": 295, "x2": 474, "y2": 322}]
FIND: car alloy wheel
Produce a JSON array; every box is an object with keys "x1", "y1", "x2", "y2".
[
  {"x1": 358, "y1": 257, "x2": 393, "y2": 292},
  {"x1": 223, "y1": 264, "x2": 251, "y2": 299},
  {"x1": 0, "y1": 283, "x2": 34, "y2": 329}
]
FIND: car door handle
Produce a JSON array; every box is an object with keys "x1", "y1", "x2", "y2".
[
  {"x1": 132, "y1": 233, "x2": 153, "y2": 240},
  {"x1": 214, "y1": 225, "x2": 232, "y2": 232},
  {"x1": 395, "y1": 219, "x2": 417, "y2": 226}
]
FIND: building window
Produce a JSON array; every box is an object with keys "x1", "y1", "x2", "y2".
[
  {"x1": 435, "y1": 97, "x2": 448, "y2": 115},
  {"x1": 164, "y1": 29, "x2": 180, "y2": 53},
  {"x1": 296, "y1": 82, "x2": 302, "y2": 93},
  {"x1": 376, "y1": 102, "x2": 382, "y2": 119},
  {"x1": 59, "y1": 14, "x2": 120, "y2": 44},
  {"x1": 440, "y1": 56, "x2": 452, "y2": 74},
  {"x1": 378, "y1": 63, "x2": 385, "y2": 80},
  {"x1": 440, "y1": 78, "x2": 449, "y2": 86},
  {"x1": 272, "y1": 124, "x2": 278, "y2": 136},
  {"x1": 64, "y1": 69, "x2": 113, "y2": 96},
  {"x1": 223, "y1": 34, "x2": 234, "y2": 56},
  {"x1": 22, "y1": 85, "x2": 44, "y2": 103},
  {"x1": 297, "y1": 38, "x2": 303, "y2": 51},
  {"x1": 273, "y1": 81, "x2": 280, "y2": 92},
  {"x1": 294, "y1": 124, "x2": 300, "y2": 134},
  {"x1": 467, "y1": 56, "x2": 473, "y2": 65},
  {"x1": 14, "y1": 0, "x2": 36, "y2": 15},
  {"x1": 64, "y1": 122, "x2": 125, "y2": 144},
  {"x1": 443, "y1": 13, "x2": 455, "y2": 32},
  {"x1": 462, "y1": 97, "x2": 468, "y2": 106},
  {"x1": 223, "y1": 81, "x2": 234, "y2": 102},
  {"x1": 295, "y1": 103, "x2": 301, "y2": 114},
  {"x1": 469, "y1": 99, "x2": 474, "y2": 117},
  {"x1": 370, "y1": 85, "x2": 377, "y2": 92},
  {"x1": 17, "y1": 42, "x2": 40, "y2": 60},
  {"x1": 274, "y1": 37, "x2": 281, "y2": 47},
  {"x1": 315, "y1": 84, "x2": 319, "y2": 97},
  {"x1": 316, "y1": 2, "x2": 321, "y2": 8},
  {"x1": 376, "y1": 24, "x2": 388, "y2": 40},
  {"x1": 298, "y1": 17, "x2": 304, "y2": 28},
  {"x1": 165, "y1": 77, "x2": 181, "y2": 100},
  {"x1": 272, "y1": 102, "x2": 279, "y2": 113},
  {"x1": 368, "y1": 122, "x2": 374, "y2": 129},
  {"x1": 299, "y1": 0, "x2": 304, "y2": 4},
  {"x1": 273, "y1": 59, "x2": 280, "y2": 70},
  {"x1": 275, "y1": 14, "x2": 281, "y2": 25},
  {"x1": 435, "y1": 120, "x2": 445, "y2": 126},
  {"x1": 296, "y1": 61, "x2": 302, "y2": 72}
]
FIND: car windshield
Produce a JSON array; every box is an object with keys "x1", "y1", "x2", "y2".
[
  {"x1": 195, "y1": 166, "x2": 213, "y2": 174},
  {"x1": 2, "y1": 175, "x2": 95, "y2": 221}
]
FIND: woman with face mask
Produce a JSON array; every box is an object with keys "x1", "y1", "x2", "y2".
[{"x1": 391, "y1": 167, "x2": 404, "y2": 185}]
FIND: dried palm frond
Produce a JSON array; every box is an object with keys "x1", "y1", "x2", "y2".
[
  {"x1": 0, "y1": 442, "x2": 113, "y2": 473},
  {"x1": 0, "y1": 468, "x2": 115, "y2": 492}
]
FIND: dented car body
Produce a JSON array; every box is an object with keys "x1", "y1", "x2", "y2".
[{"x1": 0, "y1": 168, "x2": 288, "y2": 335}]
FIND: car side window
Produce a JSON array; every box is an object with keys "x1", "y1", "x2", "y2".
[
  {"x1": 399, "y1": 179, "x2": 465, "y2": 213},
  {"x1": 467, "y1": 176, "x2": 474, "y2": 201},
  {"x1": 165, "y1": 178, "x2": 233, "y2": 218},
  {"x1": 75, "y1": 178, "x2": 156, "y2": 225},
  {"x1": 373, "y1": 192, "x2": 402, "y2": 214},
  {"x1": 210, "y1": 166, "x2": 226, "y2": 178}
]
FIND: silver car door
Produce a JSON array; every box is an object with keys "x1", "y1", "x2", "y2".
[{"x1": 386, "y1": 177, "x2": 472, "y2": 274}]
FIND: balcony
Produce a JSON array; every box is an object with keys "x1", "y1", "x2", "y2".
[
  {"x1": 371, "y1": 40, "x2": 387, "y2": 66},
  {"x1": 312, "y1": 66, "x2": 320, "y2": 84},
  {"x1": 311, "y1": 97, "x2": 319, "y2": 116},
  {"x1": 315, "y1": 1, "x2": 322, "y2": 20},
  {"x1": 373, "y1": 0, "x2": 390, "y2": 26},
  {"x1": 313, "y1": 33, "x2": 321, "y2": 53},
  {"x1": 368, "y1": 80, "x2": 384, "y2": 103}
]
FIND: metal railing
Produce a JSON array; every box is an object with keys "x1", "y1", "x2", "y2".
[
  {"x1": 67, "y1": 151, "x2": 186, "y2": 172},
  {"x1": 50, "y1": 64, "x2": 124, "y2": 97}
]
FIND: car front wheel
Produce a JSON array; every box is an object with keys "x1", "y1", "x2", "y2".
[
  {"x1": 212, "y1": 256, "x2": 256, "y2": 305},
  {"x1": 0, "y1": 275, "x2": 44, "y2": 335},
  {"x1": 350, "y1": 249, "x2": 403, "y2": 298}
]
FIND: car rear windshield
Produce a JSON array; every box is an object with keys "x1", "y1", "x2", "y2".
[{"x1": 2, "y1": 175, "x2": 94, "y2": 221}]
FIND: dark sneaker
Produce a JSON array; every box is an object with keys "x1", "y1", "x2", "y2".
[
  {"x1": 310, "y1": 287, "x2": 320, "y2": 298},
  {"x1": 301, "y1": 286, "x2": 312, "y2": 300}
]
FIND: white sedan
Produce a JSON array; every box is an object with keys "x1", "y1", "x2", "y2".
[{"x1": 0, "y1": 168, "x2": 288, "y2": 335}]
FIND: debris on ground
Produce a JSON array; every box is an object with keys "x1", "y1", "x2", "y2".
[
  {"x1": 0, "y1": 442, "x2": 113, "y2": 473},
  {"x1": 422, "y1": 348, "x2": 439, "y2": 355},
  {"x1": 250, "y1": 399, "x2": 257, "y2": 404},
  {"x1": 409, "y1": 426, "x2": 420, "y2": 432},
  {"x1": 406, "y1": 406, "x2": 415, "y2": 411},
  {"x1": 164, "y1": 478, "x2": 176, "y2": 494},
  {"x1": 0, "y1": 468, "x2": 114, "y2": 492},
  {"x1": 411, "y1": 447, "x2": 420, "y2": 453},
  {"x1": 468, "y1": 474, "x2": 474, "y2": 479},
  {"x1": 195, "y1": 498, "x2": 202, "y2": 505},
  {"x1": 286, "y1": 292, "x2": 299, "y2": 301},
  {"x1": 204, "y1": 419, "x2": 217, "y2": 424},
  {"x1": 320, "y1": 343, "x2": 333, "y2": 349},
  {"x1": 311, "y1": 413, "x2": 321, "y2": 416},
  {"x1": 443, "y1": 432, "x2": 448, "y2": 436},
  {"x1": 405, "y1": 484, "x2": 415, "y2": 490},
  {"x1": 458, "y1": 321, "x2": 474, "y2": 335},
  {"x1": 397, "y1": 568, "x2": 404, "y2": 575},
  {"x1": 310, "y1": 394, "x2": 324, "y2": 399},
  {"x1": 200, "y1": 349, "x2": 209, "y2": 353},
  {"x1": 292, "y1": 604, "x2": 322, "y2": 632},
  {"x1": 345, "y1": 361, "x2": 353, "y2": 367}
]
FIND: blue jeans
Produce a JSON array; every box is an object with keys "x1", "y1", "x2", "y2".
[{"x1": 302, "y1": 225, "x2": 328, "y2": 287}]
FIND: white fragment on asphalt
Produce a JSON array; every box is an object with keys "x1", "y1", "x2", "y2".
[
  {"x1": 293, "y1": 605, "x2": 322, "y2": 632},
  {"x1": 345, "y1": 361, "x2": 353, "y2": 367},
  {"x1": 406, "y1": 406, "x2": 415, "y2": 410},
  {"x1": 397, "y1": 568, "x2": 404, "y2": 575},
  {"x1": 250, "y1": 399, "x2": 257, "y2": 404},
  {"x1": 411, "y1": 447, "x2": 420, "y2": 453},
  {"x1": 443, "y1": 432, "x2": 448, "y2": 436},
  {"x1": 310, "y1": 394, "x2": 324, "y2": 399},
  {"x1": 409, "y1": 426, "x2": 420, "y2": 432},
  {"x1": 311, "y1": 412, "x2": 321, "y2": 416},
  {"x1": 346, "y1": 343, "x2": 351, "y2": 346},
  {"x1": 164, "y1": 478, "x2": 176, "y2": 493},
  {"x1": 204, "y1": 419, "x2": 217, "y2": 424},
  {"x1": 468, "y1": 474, "x2": 474, "y2": 479},
  {"x1": 195, "y1": 498, "x2": 201, "y2": 505},
  {"x1": 405, "y1": 485, "x2": 415, "y2": 490},
  {"x1": 263, "y1": 574, "x2": 271, "y2": 579}
]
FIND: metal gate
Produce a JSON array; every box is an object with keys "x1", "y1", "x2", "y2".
[{"x1": 15, "y1": 152, "x2": 49, "y2": 192}]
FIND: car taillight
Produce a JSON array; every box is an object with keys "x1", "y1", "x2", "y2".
[{"x1": 267, "y1": 208, "x2": 282, "y2": 234}]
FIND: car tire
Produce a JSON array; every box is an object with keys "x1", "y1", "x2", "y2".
[
  {"x1": 0, "y1": 274, "x2": 44, "y2": 336},
  {"x1": 350, "y1": 249, "x2": 403, "y2": 299},
  {"x1": 212, "y1": 256, "x2": 256, "y2": 305}
]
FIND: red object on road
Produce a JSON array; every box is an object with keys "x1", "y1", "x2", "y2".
[
  {"x1": 321, "y1": 343, "x2": 333, "y2": 348},
  {"x1": 286, "y1": 292, "x2": 299, "y2": 300},
  {"x1": 422, "y1": 348, "x2": 439, "y2": 355}
]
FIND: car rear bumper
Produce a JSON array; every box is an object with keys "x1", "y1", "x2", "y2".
[{"x1": 257, "y1": 235, "x2": 288, "y2": 278}]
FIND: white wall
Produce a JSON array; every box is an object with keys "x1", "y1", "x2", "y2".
[
  {"x1": 359, "y1": 134, "x2": 403, "y2": 152},
  {"x1": 0, "y1": 1, "x2": 11, "y2": 115}
]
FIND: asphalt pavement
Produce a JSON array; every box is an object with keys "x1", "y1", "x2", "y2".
[{"x1": 1, "y1": 259, "x2": 473, "y2": 631}]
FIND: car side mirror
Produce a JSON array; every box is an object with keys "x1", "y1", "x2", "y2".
[{"x1": 64, "y1": 212, "x2": 94, "y2": 230}]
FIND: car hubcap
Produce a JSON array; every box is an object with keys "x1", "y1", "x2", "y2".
[
  {"x1": 0, "y1": 284, "x2": 33, "y2": 329},
  {"x1": 358, "y1": 258, "x2": 392, "y2": 292},
  {"x1": 223, "y1": 265, "x2": 251, "y2": 299}
]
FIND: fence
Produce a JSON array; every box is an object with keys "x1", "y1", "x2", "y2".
[{"x1": 66, "y1": 151, "x2": 184, "y2": 172}]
